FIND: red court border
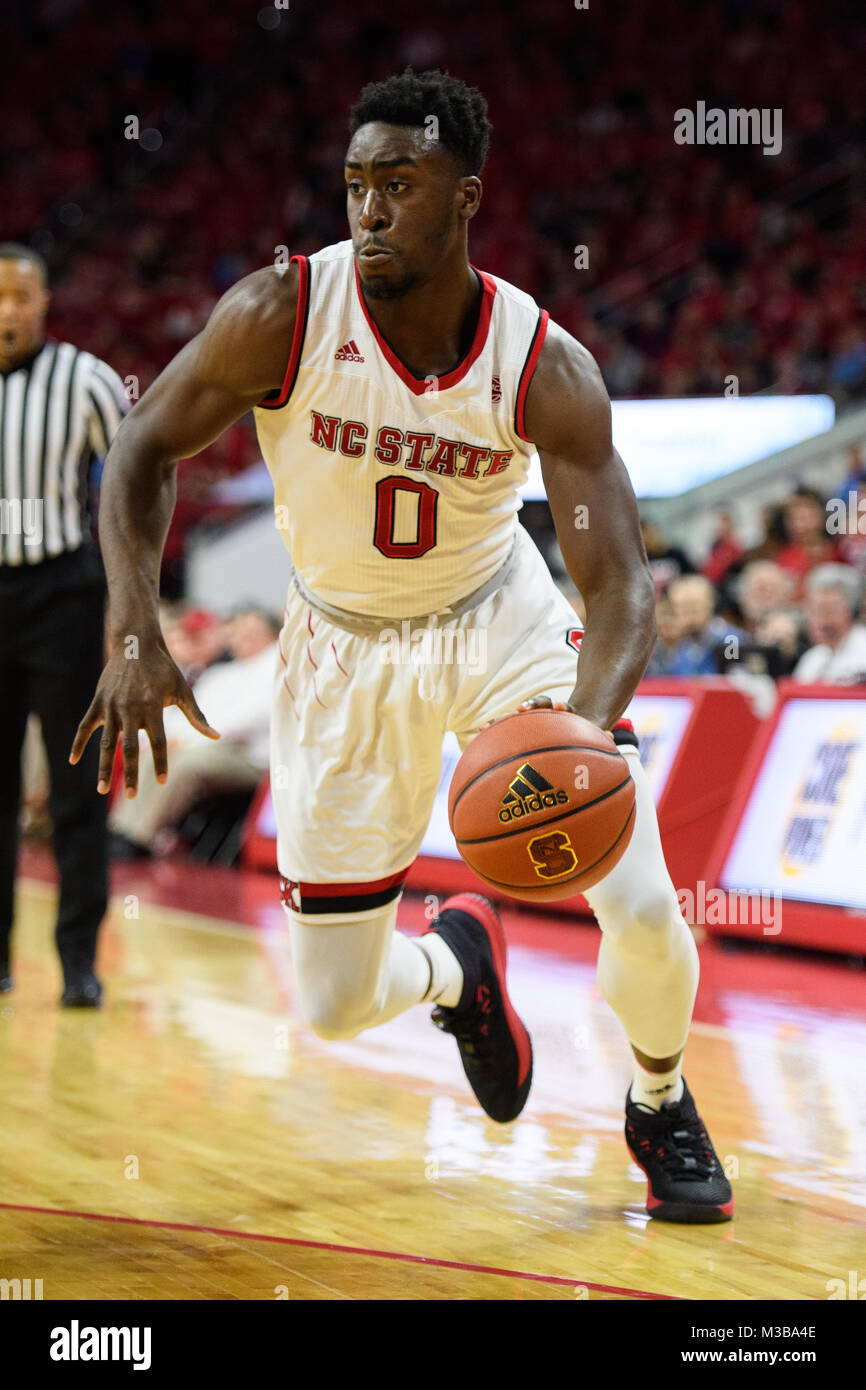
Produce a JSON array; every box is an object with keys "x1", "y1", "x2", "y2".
[{"x1": 0, "y1": 1201, "x2": 681, "y2": 1300}]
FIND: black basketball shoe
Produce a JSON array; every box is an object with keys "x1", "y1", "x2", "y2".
[
  {"x1": 625, "y1": 1078, "x2": 733, "y2": 1223},
  {"x1": 425, "y1": 893, "x2": 532, "y2": 1123}
]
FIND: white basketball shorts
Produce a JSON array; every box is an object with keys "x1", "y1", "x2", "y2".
[{"x1": 271, "y1": 524, "x2": 633, "y2": 910}]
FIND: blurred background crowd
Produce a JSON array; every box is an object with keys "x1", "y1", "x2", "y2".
[
  {"x1": 3, "y1": 0, "x2": 866, "y2": 590},
  {"x1": 4, "y1": 0, "x2": 866, "y2": 857},
  {"x1": 541, "y1": 453, "x2": 866, "y2": 690}
]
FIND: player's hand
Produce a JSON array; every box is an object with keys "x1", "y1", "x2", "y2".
[
  {"x1": 517, "y1": 696, "x2": 574, "y2": 713},
  {"x1": 69, "y1": 641, "x2": 219, "y2": 797},
  {"x1": 514, "y1": 697, "x2": 616, "y2": 742}
]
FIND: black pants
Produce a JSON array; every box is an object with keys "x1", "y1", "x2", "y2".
[{"x1": 0, "y1": 546, "x2": 108, "y2": 977}]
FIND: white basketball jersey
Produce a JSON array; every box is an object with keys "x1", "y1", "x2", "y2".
[{"x1": 254, "y1": 240, "x2": 549, "y2": 618}]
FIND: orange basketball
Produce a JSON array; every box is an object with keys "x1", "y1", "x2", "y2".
[{"x1": 448, "y1": 709, "x2": 636, "y2": 902}]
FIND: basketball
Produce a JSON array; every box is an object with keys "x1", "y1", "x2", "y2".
[{"x1": 448, "y1": 709, "x2": 637, "y2": 902}]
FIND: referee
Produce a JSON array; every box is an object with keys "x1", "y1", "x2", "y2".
[{"x1": 0, "y1": 243, "x2": 127, "y2": 1006}]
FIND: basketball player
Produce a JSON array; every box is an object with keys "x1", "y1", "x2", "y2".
[{"x1": 71, "y1": 72, "x2": 732, "y2": 1222}]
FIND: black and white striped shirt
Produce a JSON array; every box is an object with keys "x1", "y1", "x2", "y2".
[{"x1": 0, "y1": 339, "x2": 127, "y2": 566}]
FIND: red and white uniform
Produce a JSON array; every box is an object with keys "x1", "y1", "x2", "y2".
[
  {"x1": 254, "y1": 240, "x2": 548, "y2": 618},
  {"x1": 250, "y1": 243, "x2": 690, "y2": 1077},
  {"x1": 252, "y1": 243, "x2": 597, "y2": 895}
]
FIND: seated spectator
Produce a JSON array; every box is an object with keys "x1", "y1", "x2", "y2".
[
  {"x1": 736, "y1": 560, "x2": 798, "y2": 634},
  {"x1": 725, "y1": 608, "x2": 806, "y2": 684},
  {"x1": 741, "y1": 504, "x2": 789, "y2": 567},
  {"x1": 751, "y1": 610, "x2": 807, "y2": 676},
  {"x1": 775, "y1": 486, "x2": 848, "y2": 598},
  {"x1": 645, "y1": 595, "x2": 682, "y2": 675},
  {"x1": 666, "y1": 575, "x2": 745, "y2": 676},
  {"x1": 702, "y1": 511, "x2": 745, "y2": 587},
  {"x1": 109, "y1": 607, "x2": 281, "y2": 857},
  {"x1": 641, "y1": 518, "x2": 695, "y2": 596},
  {"x1": 167, "y1": 607, "x2": 229, "y2": 686},
  {"x1": 793, "y1": 565, "x2": 866, "y2": 685}
]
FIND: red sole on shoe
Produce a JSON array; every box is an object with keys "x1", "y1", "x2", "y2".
[{"x1": 630, "y1": 1155, "x2": 734, "y2": 1223}]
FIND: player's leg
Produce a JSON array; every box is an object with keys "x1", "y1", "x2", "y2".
[
  {"x1": 581, "y1": 742, "x2": 696, "y2": 1088},
  {"x1": 582, "y1": 766, "x2": 731, "y2": 1221},
  {"x1": 452, "y1": 526, "x2": 731, "y2": 1215},
  {"x1": 283, "y1": 896, "x2": 439, "y2": 1040},
  {"x1": 272, "y1": 589, "x2": 531, "y2": 1121},
  {"x1": 272, "y1": 591, "x2": 461, "y2": 1032}
]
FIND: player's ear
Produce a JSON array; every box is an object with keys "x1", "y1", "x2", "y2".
[{"x1": 458, "y1": 176, "x2": 482, "y2": 222}]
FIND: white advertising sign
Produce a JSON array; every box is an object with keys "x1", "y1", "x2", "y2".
[{"x1": 721, "y1": 698, "x2": 866, "y2": 910}]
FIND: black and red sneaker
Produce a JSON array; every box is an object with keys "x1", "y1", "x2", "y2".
[
  {"x1": 425, "y1": 893, "x2": 532, "y2": 1124},
  {"x1": 625, "y1": 1079, "x2": 734, "y2": 1223}
]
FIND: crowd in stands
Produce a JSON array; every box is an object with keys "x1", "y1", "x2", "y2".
[
  {"x1": 3, "y1": 0, "x2": 866, "y2": 589},
  {"x1": 8, "y1": 0, "x2": 866, "y2": 857},
  {"x1": 639, "y1": 454, "x2": 866, "y2": 688}
]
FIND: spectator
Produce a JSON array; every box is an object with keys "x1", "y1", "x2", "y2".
[
  {"x1": 793, "y1": 565, "x2": 866, "y2": 684},
  {"x1": 702, "y1": 512, "x2": 745, "y2": 587},
  {"x1": 776, "y1": 486, "x2": 848, "y2": 598},
  {"x1": 645, "y1": 595, "x2": 682, "y2": 675},
  {"x1": 169, "y1": 608, "x2": 229, "y2": 686},
  {"x1": 108, "y1": 607, "x2": 280, "y2": 857},
  {"x1": 739, "y1": 504, "x2": 789, "y2": 567},
  {"x1": 736, "y1": 560, "x2": 797, "y2": 634},
  {"x1": 640, "y1": 519, "x2": 695, "y2": 596},
  {"x1": 666, "y1": 575, "x2": 745, "y2": 676},
  {"x1": 752, "y1": 610, "x2": 806, "y2": 675}
]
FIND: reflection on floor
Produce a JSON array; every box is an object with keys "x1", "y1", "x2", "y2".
[{"x1": 1, "y1": 847, "x2": 864, "y2": 1300}]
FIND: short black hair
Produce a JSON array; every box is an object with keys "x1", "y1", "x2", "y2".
[
  {"x1": 0, "y1": 243, "x2": 48, "y2": 284},
  {"x1": 349, "y1": 68, "x2": 492, "y2": 176}
]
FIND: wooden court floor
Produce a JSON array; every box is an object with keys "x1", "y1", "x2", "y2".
[{"x1": 1, "y1": 856, "x2": 865, "y2": 1301}]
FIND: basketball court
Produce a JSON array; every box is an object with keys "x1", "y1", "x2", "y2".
[{"x1": 2, "y1": 845, "x2": 863, "y2": 1302}]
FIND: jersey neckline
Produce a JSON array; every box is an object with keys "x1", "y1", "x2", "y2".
[{"x1": 352, "y1": 259, "x2": 496, "y2": 396}]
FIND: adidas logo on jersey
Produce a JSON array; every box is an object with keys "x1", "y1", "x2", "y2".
[
  {"x1": 498, "y1": 763, "x2": 569, "y2": 822},
  {"x1": 334, "y1": 339, "x2": 365, "y2": 362},
  {"x1": 491, "y1": 374, "x2": 502, "y2": 404}
]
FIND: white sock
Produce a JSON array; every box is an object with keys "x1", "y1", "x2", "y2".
[
  {"x1": 416, "y1": 932, "x2": 464, "y2": 1008},
  {"x1": 630, "y1": 1057, "x2": 684, "y2": 1110}
]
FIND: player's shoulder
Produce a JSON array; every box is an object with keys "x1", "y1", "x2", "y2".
[
  {"x1": 212, "y1": 262, "x2": 301, "y2": 335},
  {"x1": 534, "y1": 317, "x2": 607, "y2": 400},
  {"x1": 208, "y1": 245, "x2": 351, "y2": 336},
  {"x1": 523, "y1": 317, "x2": 611, "y2": 452}
]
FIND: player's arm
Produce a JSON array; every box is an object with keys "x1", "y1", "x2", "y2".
[
  {"x1": 522, "y1": 321, "x2": 655, "y2": 731},
  {"x1": 70, "y1": 264, "x2": 298, "y2": 795}
]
